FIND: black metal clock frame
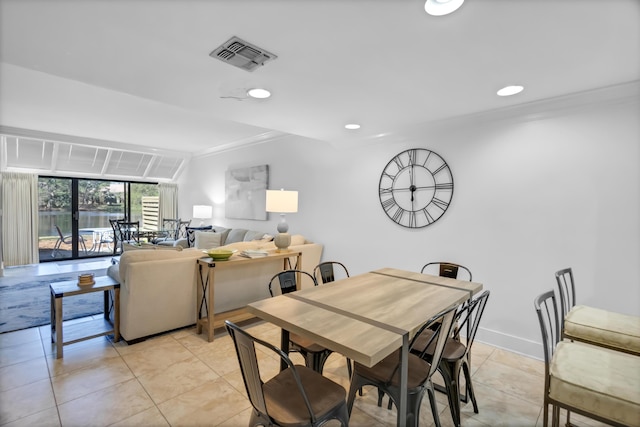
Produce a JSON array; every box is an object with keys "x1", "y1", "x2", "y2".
[{"x1": 378, "y1": 148, "x2": 454, "y2": 228}]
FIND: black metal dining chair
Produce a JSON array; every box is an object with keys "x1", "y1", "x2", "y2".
[
  {"x1": 421, "y1": 262, "x2": 472, "y2": 281},
  {"x1": 225, "y1": 320, "x2": 349, "y2": 427},
  {"x1": 313, "y1": 261, "x2": 350, "y2": 284},
  {"x1": 347, "y1": 304, "x2": 458, "y2": 427},
  {"x1": 410, "y1": 290, "x2": 490, "y2": 427},
  {"x1": 268, "y1": 270, "x2": 335, "y2": 374}
]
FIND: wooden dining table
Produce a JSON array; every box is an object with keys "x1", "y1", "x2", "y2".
[{"x1": 247, "y1": 267, "x2": 483, "y2": 427}]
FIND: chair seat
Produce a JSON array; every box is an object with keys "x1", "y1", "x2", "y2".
[
  {"x1": 355, "y1": 349, "x2": 432, "y2": 389},
  {"x1": 264, "y1": 365, "x2": 347, "y2": 425},
  {"x1": 550, "y1": 341, "x2": 640, "y2": 427},
  {"x1": 564, "y1": 305, "x2": 640, "y2": 355},
  {"x1": 411, "y1": 329, "x2": 466, "y2": 361}
]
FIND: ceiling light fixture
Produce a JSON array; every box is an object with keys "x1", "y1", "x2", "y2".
[
  {"x1": 345, "y1": 124, "x2": 361, "y2": 130},
  {"x1": 247, "y1": 88, "x2": 271, "y2": 99},
  {"x1": 424, "y1": 0, "x2": 464, "y2": 16},
  {"x1": 497, "y1": 85, "x2": 524, "y2": 97}
]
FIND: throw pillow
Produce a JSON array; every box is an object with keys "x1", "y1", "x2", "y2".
[
  {"x1": 195, "y1": 231, "x2": 223, "y2": 249},
  {"x1": 106, "y1": 264, "x2": 121, "y2": 283},
  {"x1": 186, "y1": 226, "x2": 213, "y2": 247}
]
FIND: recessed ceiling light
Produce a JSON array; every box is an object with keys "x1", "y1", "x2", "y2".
[
  {"x1": 424, "y1": 0, "x2": 464, "y2": 16},
  {"x1": 247, "y1": 88, "x2": 271, "y2": 99},
  {"x1": 345, "y1": 124, "x2": 361, "y2": 130},
  {"x1": 497, "y1": 85, "x2": 524, "y2": 97}
]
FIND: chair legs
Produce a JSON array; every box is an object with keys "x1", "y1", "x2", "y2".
[{"x1": 349, "y1": 373, "x2": 441, "y2": 427}]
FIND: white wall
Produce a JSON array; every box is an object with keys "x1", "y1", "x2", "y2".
[{"x1": 178, "y1": 93, "x2": 640, "y2": 359}]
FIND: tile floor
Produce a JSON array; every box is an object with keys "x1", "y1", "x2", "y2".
[{"x1": 0, "y1": 259, "x2": 609, "y2": 426}]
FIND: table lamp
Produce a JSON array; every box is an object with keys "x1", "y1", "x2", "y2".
[
  {"x1": 265, "y1": 189, "x2": 298, "y2": 252},
  {"x1": 192, "y1": 205, "x2": 213, "y2": 226}
]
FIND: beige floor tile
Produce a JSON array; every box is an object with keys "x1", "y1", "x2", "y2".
[
  {"x1": 51, "y1": 356, "x2": 135, "y2": 404},
  {"x1": 0, "y1": 378, "x2": 56, "y2": 425},
  {"x1": 0, "y1": 356, "x2": 50, "y2": 392},
  {"x1": 58, "y1": 378, "x2": 154, "y2": 426},
  {"x1": 137, "y1": 355, "x2": 220, "y2": 404},
  {"x1": 121, "y1": 338, "x2": 193, "y2": 377},
  {"x1": 489, "y1": 348, "x2": 544, "y2": 377},
  {"x1": 0, "y1": 328, "x2": 41, "y2": 349},
  {"x1": 0, "y1": 407, "x2": 60, "y2": 427},
  {"x1": 112, "y1": 334, "x2": 176, "y2": 356},
  {"x1": 191, "y1": 339, "x2": 246, "y2": 377},
  {"x1": 458, "y1": 381, "x2": 542, "y2": 426},
  {"x1": 157, "y1": 377, "x2": 251, "y2": 426},
  {"x1": 0, "y1": 339, "x2": 45, "y2": 368},
  {"x1": 46, "y1": 338, "x2": 120, "y2": 378},
  {"x1": 472, "y1": 359, "x2": 544, "y2": 405},
  {"x1": 110, "y1": 406, "x2": 170, "y2": 427},
  {"x1": 217, "y1": 406, "x2": 253, "y2": 426}
]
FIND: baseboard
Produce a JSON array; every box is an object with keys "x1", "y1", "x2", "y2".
[{"x1": 475, "y1": 326, "x2": 543, "y2": 361}]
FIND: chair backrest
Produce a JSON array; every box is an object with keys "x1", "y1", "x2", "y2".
[
  {"x1": 534, "y1": 290, "x2": 561, "y2": 372},
  {"x1": 453, "y1": 291, "x2": 490, "y2": 355},
  {"x1": 408, "y1": 304, "x2": 458, "y2": 381},
  {"x1": 555, "y1": 268, "x2": 576, "y2": 333},
  {"x1": 117, "y1": 220, "x2": 140, "y2": 242},
  {"x1": 54, "y1": 224, "x2": 65, "y2": 239},
  {"x1": 269, "y1": 270, "x2": 318, "y2": 296},
  {"x1": 313, "y1": 261, "x2": 349, "y2": 284},
  {"x1": 177, "y1": 220, "x2": 191, "y2": 239},
  {"x1": 225, "y1": 320, "x2": 318, "y2": 424},
  {"x1": 162, "y1": 218, "x2": 181, "y2": 239},
  {"x1": 421, "y1": 262, "x2": 473, "y2": 281}
]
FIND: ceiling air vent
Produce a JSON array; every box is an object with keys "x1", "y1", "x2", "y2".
[{"x1": 210, "y1": 36, "x2": 277, "y2": 72}]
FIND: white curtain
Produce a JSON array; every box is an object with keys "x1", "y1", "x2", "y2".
[
  {"x1": 1, "y1": 172, "x2": 39, "y2": 266},
  {"x1": 158, "y1": 183, "x2": 179, "y2": 226}
]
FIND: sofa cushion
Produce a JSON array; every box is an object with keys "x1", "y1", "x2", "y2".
[
  {"x1": 225, "y1": 228, "x2": 249, "y2": 244},
  {"x1": 243, "y1": 230, "x2": 266, "y2": 241},
  {"x1": 195, "y1": 231, "x2": 224, "y2": 249},
  {"x1": 122, "y1": 242, "x2": 183, "y2": 251}
]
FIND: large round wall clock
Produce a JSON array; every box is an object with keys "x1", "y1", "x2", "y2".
[{"x1": 378, "y1": 148, "x2": 454, "y2": 228}]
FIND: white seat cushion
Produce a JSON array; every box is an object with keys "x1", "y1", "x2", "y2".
[
  {"x1": 564, "y1": 305, "x2": 640, "y2": 355},
  {"x1": 550, "y1": 341, "x2": 640, "y2": 427}
]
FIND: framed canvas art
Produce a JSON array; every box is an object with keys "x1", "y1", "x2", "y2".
[{"x1": 225, "y1": 165, "x2": 269, "y2": 220}]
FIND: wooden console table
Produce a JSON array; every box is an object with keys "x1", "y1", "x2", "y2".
[
  {"x1": 196, "y1": 250, "x2": 302, "y2": 342},
  {"x1": 50, "y1": 275, "x2": 120, "y2": 358}
]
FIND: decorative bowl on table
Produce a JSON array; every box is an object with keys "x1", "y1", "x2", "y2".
[
  {"x1": 203, "y1": 249, "x2": 236, "y2": 261},
  {"x1": 78, "y1": 273, "x2": 95, "y2": 286}
]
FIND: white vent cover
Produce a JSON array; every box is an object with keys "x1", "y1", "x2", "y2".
[{"x1": 210, "y1": 36, "x2": 277, "y2": 72}]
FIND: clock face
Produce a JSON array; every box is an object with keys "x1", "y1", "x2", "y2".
[{"x1": 379, "y1": 148, "x2": 454, "y2": 228}]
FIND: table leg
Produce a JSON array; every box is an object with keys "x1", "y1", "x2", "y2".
[
  {"x1": 207, "y1": 266, "x2": 215, "y2": 342},
  {"x1": 196, "y1": 263, "x2": 204, "y2": 335},
  {"x1": 50, "y1": 289, "x2": 55, "y2": 343},
  {"x1": 398, "y1": 334, "x2": 408, "y2": 427},
  {"x1": 113, "y1": 287, "x2": 120, "y2": 342},
  {"x1": 55, "y1": 297, "x2": 63, "y2": 359},
  {"x1": 280, "y1": 329, "x2": 290, "y2": 372}
]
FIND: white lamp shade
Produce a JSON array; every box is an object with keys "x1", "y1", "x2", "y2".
[
  {"x1": 266, "y1": 190, "x2": 298, "y2": 213},
  {"x1": 193, "y1": 205, "x2": 213, "y2": 219}
]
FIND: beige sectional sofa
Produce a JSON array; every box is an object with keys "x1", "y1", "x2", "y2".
[{"x1": 108, "y1": 231, "x2": 322, "y2": 342}]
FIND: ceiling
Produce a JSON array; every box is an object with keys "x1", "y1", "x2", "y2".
[{"x1": 0, "y1": 0, "x2": 639, "y2": 157}]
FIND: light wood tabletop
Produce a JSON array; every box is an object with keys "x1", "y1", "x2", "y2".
[{"x1": 247, "y1": 267, "x2": 484, "y2": 427}]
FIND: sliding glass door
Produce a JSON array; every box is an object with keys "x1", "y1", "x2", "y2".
[{"x1": 38, "y1": 177, "x2": 158, "y2": 261}]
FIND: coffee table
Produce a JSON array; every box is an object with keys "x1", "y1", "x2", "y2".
[{"x1": 50, "y1": 275, "x2": 120, "y2": 358}]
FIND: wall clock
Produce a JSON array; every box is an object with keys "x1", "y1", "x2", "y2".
[{"x1": 379, "y1": 148, "x2": 454, "y2": 228}]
